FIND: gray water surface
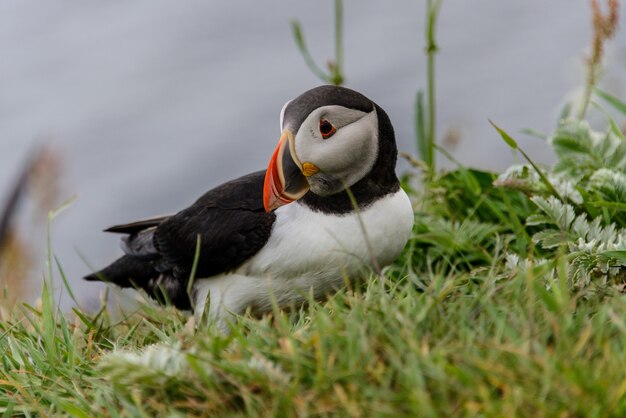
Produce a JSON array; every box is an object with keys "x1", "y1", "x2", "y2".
[{"x1": 1, "y1": 1, "x2": 625, "y2": 308}]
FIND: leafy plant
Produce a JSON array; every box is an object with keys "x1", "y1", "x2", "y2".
[{"x1": 490, "y1": 110, "x2": 626, "y2": 293}]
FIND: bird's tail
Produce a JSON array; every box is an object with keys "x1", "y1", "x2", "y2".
[{"x1": 83, "y1": 255, "x2": 192, "y2": 310}]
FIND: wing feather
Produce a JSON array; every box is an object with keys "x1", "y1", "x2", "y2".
[{"x1": 104, "y1": 215, "x2": 171, "y2": 234}]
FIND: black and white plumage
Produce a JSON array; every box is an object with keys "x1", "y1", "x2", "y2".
[{"x1": 85, "y1": 85, "x2": 414, "y2": 327}]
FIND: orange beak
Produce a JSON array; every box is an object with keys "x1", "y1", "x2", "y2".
[{"x1": 263, "y1": 129, "x2": 310, "y2": 212}]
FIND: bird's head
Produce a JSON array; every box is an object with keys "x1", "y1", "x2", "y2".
[{"x1": 263, "y1": 85, "x2": 397, "y2": 212}]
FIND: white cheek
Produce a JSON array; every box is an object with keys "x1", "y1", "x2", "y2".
[{"x1": 299, "y1": 111, "x2": 379, "y2": 184}]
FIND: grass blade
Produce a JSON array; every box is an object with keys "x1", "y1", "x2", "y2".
[
  {"x1": 595, "y1": 88, "x2": 626, "y2": 116},
  {"x1": 489, "y1": 119, "x2": 518, "y2": 149},
  {"x1": 415, "y1": 90, "x2": 429, "y2": 167},
  {"x1": 290, "y1": 20, "x2": 332, "y2": 83},
  {"x1": 490, "y1": 119, "x2": 563, "y2": 201}
]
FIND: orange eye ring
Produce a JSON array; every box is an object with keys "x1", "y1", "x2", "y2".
[{"x1": 319, "y1": 119, "x2": 336, "y2": 139}]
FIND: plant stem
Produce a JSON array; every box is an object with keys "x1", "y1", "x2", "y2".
[
  {"x1": 333, "y1": 0, "x2": 344, "y2": 85},
  {"x1": 577, "y1": 0, "x2": 620, "y2": 119},
  {"x1": 578, "y1": 77, "x2": 594, "y2": 120},
  {"x1": 290, "y1": 20, "x2": 332, "y2": 83},
  {"x1": 291, "y1": 0, "x2": 345, "y2": 86},
  {"x1": 424, "y1": 0, "x2": 442, "y2": 178},
  {"x1": 426, "y1": 44, "x2": 436, "y2": 177}
]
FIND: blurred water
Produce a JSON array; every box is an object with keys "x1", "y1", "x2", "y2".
[{"x1": 1, "y1": 1, "x2": 625, "y2": 308}]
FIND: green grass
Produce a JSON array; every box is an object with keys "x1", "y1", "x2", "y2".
[{"x1": 3, "y1": 220, "x2": 626, "y2": 417}]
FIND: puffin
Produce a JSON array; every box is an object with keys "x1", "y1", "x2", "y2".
[{"x1": 84, "y1": 85, "x2": 414, "y2": 327}]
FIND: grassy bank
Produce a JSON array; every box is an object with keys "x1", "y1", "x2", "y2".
[{"x1": 2, "y1": 242, "x2": 626, "y2": 416}]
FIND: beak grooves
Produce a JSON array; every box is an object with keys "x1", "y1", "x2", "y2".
[{"x1": 263, "y1": 130, "x2": 310, "y2": 212}]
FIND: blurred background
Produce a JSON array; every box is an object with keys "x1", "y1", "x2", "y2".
[{"x1": 1, "y1": 0, "x2": 625, "y2": 310}]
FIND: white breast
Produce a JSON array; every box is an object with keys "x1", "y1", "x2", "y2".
[
  {"x1": 249, "y1": 188, "x2": 413, "y2": 276},
  {"x1": 193, "y1": 189, "x2": 414, "y2": 326}
]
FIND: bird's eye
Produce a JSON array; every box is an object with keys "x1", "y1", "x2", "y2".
[{"x1": 319, "y1": 119, "x2": 337, "y2": 139}]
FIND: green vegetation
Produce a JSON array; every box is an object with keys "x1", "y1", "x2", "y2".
[
  {"x1": 2, "y1": 1, "x2": 626, "y2": 417},
  {"x1": 4, "y1": 254, "x2": 626, "y2": 417}
]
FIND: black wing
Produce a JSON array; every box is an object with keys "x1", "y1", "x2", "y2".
[
  {"x1": 153, "y1": 170, "x2": 276, "y2": 278},
  {"x1": 84, "y1": 171, "x2": 276, "y2": 310}
]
